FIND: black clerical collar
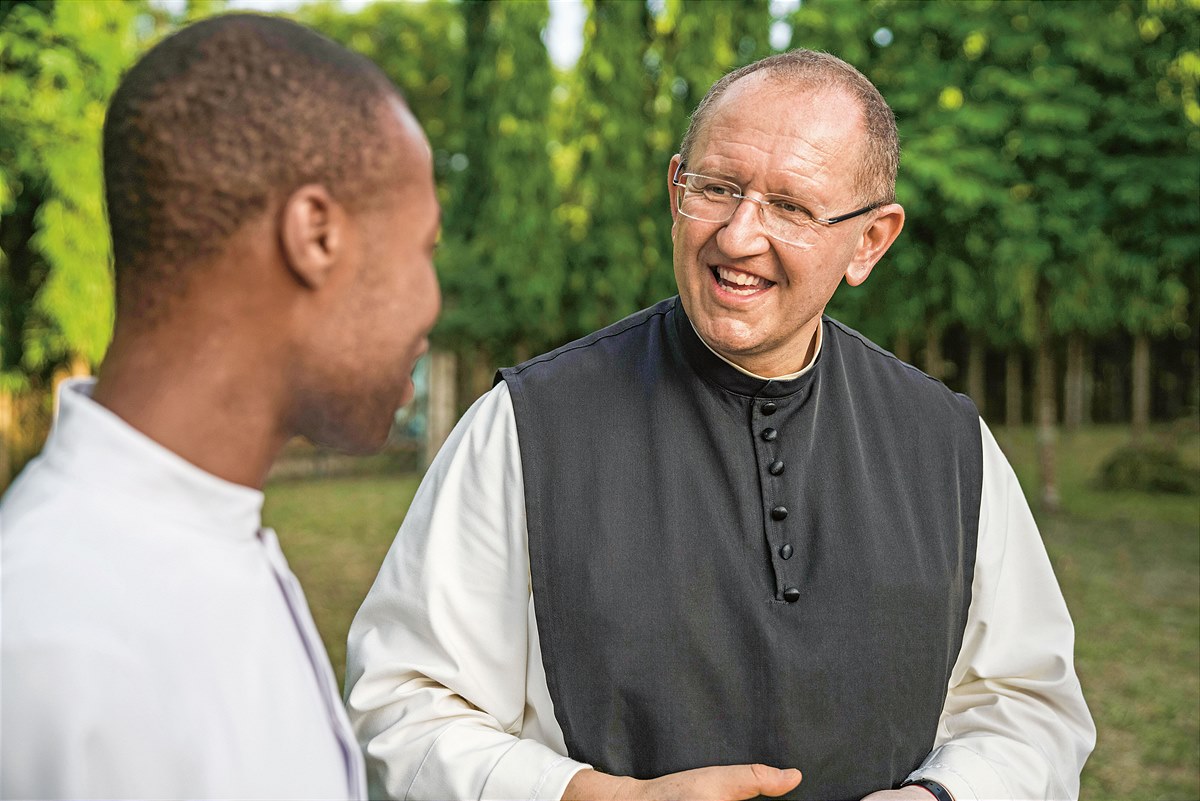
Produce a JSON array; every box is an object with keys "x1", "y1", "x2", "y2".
[{"x1": 669, "y1": 297, "x2": 820, "y2": 400}]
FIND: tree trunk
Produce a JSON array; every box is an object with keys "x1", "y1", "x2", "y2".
[
  {"x1": 1005, "y1": 349, "x2": 1023, "y2": 427},
  {"x1": 967, "y1": 334, "x2": 986, "y2": 418},
  {"x1": 1131, "y1": 331, "x2": 1151, "y2": 442},
  {"x1": 893, "y1": 331, "x2": 911, "y2": 364},
  {"x1": 1063, "y1": 333, "x2": 1085, "y2": 431},
  {"x1": 1082, "y1": 339, "x2": 1094, "y2": 425},
  {"x1": 425, "y1": 349, "x2": 458, "y2": 468},
  {"x1": 466, "y1": 350, "x2": 495, "y2": 407},
  {"x1": 1190, "y1": 344, "x2": 1200, "y2": 423},
  {"x1": 1035, "y1": 296, "x2": 1060, "y2": 513},
  {"x1": 924, "y1": 322, "x2": 943, "y2": 380}
]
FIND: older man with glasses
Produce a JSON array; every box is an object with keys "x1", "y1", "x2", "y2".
[{"x1": 346, "y1": 50, "x2": 1094, "y2": 801}]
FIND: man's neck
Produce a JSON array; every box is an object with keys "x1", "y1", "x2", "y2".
[{"x1": 92, "y1": 334, "x2": 289, "y2": 490}]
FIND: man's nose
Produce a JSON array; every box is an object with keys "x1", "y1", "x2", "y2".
[{"x1": 716, "y1": 194, "x2": 771, "y2": 258}]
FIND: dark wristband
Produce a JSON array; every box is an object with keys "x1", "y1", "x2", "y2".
[{"x1": 901, "y1": 778, "x2": 955, "y2": 801}]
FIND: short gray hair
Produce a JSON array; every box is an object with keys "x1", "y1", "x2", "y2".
[{"x1": 679, "y1": 49, "x2": 899, "y2": 204}]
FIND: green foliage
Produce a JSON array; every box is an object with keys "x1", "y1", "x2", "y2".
[
  {"x1": 812, "y1": 0, "x2": 1199, "y2": 351},
  {"x1": 1, "y1": 0, "x2": 1196, "y2": 415},
  {"x1": 298, "y1": 1, "x2": 465, "y2": 189},
  {"x1": 440, "y1": 0, "x2": 566, "y2": 361},
  {"x1": 0, "y1": 0, "x2": 141, "y2": 385},
  {"x1": 557, "y1": 0, "x2": 659, "y2": 335}
]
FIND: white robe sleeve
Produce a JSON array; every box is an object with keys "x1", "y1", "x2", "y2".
[
  {"x1": 344, "y1": 383, "x2": 589, "y2": 801},
  {"x1": 905, "y1": 419, "x2": 1096, "y2": 800}
]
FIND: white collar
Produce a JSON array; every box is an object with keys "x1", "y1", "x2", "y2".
[
  {"x1": 690, "y1": 321, "x2": 823, "y2": 382},
  {"x1": 41, "y1": 378, "x2": 264, "y2": 541}
]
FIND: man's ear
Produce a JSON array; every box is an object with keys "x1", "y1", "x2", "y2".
[
  {"x1": 279, "y1": 184, "x2": 345, "y2": 290},
  {"x1": 667, "y1": 154, "x2": 683, "y2": 229},
  {"x1": 845, "y1": 202, "x2": 905, "y2": 287}
]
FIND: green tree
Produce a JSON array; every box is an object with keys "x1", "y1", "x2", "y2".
[
  {"x1": 557, "y1": 0, "x2": 658, "y2": 337},
  {"x1": 0, "y1": 0, "x2": 141, "y2": 482},
  {"x1": 299, "y1": 0, "x2": 466, "y2": 206},
  {"x1": 1091, "y1": 0, "x2": 1198, "y2": 438},
  {"x1": 436, "y1": 0, "x2": 565, "y2": 375}
]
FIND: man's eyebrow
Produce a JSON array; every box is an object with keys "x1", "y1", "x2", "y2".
[
  {"x1": 765, "y1": 186, "x2": 815, "y2": 202},
  {"x1": 691, "y1": 167, "x2": 741, "y2": 183},
  {"x1": 693, "y1": 162, "x2": 815, "y2": 196}
]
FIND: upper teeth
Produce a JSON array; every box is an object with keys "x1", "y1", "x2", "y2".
[{"x1": 718, "y1": 266, "x2": 767, "y2": 287}]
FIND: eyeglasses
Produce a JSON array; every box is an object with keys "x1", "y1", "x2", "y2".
[{"x1": 671, "y1": 163, "x2": 883, "y2": 247}]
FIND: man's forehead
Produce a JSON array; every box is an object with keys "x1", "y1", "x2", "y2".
[
  {"x1": 692, "y1": 82, "x2": 862, "y2": 165},
  {"x1": 709, "y1": 74, "x2": 859, "y2": 137}
]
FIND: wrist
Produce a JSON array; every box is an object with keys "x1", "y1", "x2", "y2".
[
  {"x1": 900, "y1": 778, "x2": 954, "y2": 801},
  {"x1": 562, "y1": 768, "x2": 643, "y2": 801}
]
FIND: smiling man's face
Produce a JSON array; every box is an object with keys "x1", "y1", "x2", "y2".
[{"x1": 669, "y1": 72, "x2": 889, "y2": 377}]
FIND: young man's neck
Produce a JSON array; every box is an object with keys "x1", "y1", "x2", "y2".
[{"x1": 92, "y1": 335, "x2": 289, "y2": 490}]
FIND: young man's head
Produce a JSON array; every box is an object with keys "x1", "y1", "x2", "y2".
[{"x1": 102, "y1": 14, "x2": 440, "y2": 453}]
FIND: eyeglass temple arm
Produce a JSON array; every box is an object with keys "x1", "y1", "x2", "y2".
[{"x1": 820, "y1": 203, "x2": 882, "y2": 226}]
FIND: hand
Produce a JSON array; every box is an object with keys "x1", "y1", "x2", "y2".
[
  {"x1": 564, "y1": 764, "x2": 802, "y2": 801},
  {"x1": 860, "y1": 786, "x2": 939, "y2": 800}
]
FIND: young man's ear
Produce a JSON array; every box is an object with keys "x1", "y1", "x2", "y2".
[
  {"x1": 845, "y1": 203, "x2": 905, "y2": 287},
  {"x1": 280, "y1": 184, "x2": 344, "y2": 289}
]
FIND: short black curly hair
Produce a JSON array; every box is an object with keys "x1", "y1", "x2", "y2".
[{"x1": 103, "y1": 13, "x2": 402, "y2": 323}]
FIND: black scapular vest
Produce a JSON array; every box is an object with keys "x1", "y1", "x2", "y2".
[{"x1": 497, "y1": 297, "x2": 982, "y2": 801}]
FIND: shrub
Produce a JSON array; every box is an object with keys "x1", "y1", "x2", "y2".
[{"x1": 1097, "y1": 443, "x2": 1200, "y2": 495}]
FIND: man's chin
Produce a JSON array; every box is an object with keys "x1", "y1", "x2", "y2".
[
  {"x1": 308, "y1": 428, "x2": 386, "y2": 457},
  {"x1": 694, "y1": 316, "x2": 767, "y2": 358},
  {"x1": 305, "y1": 404, "x2": 399, "y2": 456}
]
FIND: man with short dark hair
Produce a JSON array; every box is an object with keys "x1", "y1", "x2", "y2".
[
  {"x1": 1, "y1": 14, "x2": 439, "y2": 798},
  {"x1": 346, "y1": 50, "x2": 1094, "y2": 801}
]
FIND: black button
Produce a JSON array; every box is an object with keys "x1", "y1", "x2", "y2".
[
  {"x1": 779, "y1": 544, "x2": 794, "y2": 559},
  {"x1": 769, "y1": 460, "x2": 785, "y2": 476},
  {"x1": 771, "y1": 505, "x2": 788, "y2": 521},
  {"x1": 761, "y1": 428, "x2": 778, "y2": 442},
  {"x1": 761, "y1": 401, "x2": 778, "y2": 415},
  {"x1": 783, "y1": 587, "x2": 801, "y2": 602}
]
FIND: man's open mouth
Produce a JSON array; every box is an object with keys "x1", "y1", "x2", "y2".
[{"x1": 712, "y1": 265, "x2": 775, "y2": 296}]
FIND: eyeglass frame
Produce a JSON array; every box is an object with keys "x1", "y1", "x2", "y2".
[{"x1": 670, "y1": 162, "x2": 884, "y2": 237}]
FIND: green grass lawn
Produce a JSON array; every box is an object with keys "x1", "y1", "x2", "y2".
[
  {"x1": 264, "y1": 425, "x2": 1200, "y2": 801},
  {"x1": 263, "y1": 473, "x2": 423, "y2": 684},
  {"x1": 993, "y1": 425, "x2": 1200, "y2": 800}
]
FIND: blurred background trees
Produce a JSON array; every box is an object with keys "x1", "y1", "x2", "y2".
[
  {"x1": 0, "y1": 0, "x2": 141, "y2": 482},
  {"x1": 1, "y1": 0, "x2": 1197, "y2": 492}
]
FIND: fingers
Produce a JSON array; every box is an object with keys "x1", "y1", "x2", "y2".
[
  {"x1": 746, "y1": 764, "x2": 804, "y2": 798},
  {"x1": 564, "y1": 763, "x2": 803, "y2": 801},
  {"x1": 646, "y1": 763, "x2": 803, "y2": 800}
]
